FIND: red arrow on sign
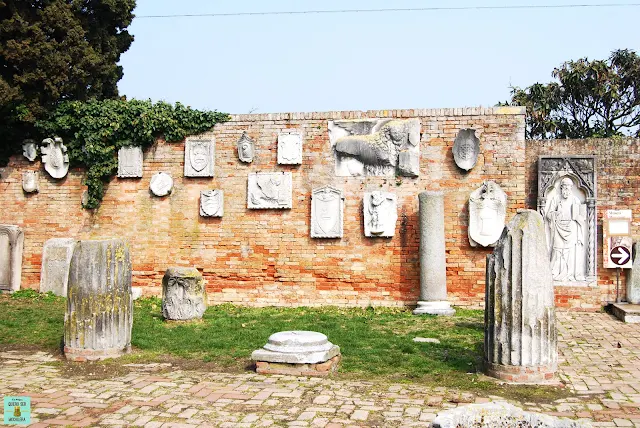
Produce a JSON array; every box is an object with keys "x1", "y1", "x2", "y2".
[{"x1": 611, "y1": 246, "x2": 631, "y2": 265}]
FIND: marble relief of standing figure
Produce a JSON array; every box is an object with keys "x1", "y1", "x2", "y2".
[{"x1": 544, "y1": 177, "x2": 586, "y2": 281}]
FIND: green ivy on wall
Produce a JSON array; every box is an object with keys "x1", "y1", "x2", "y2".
[{"x1": 36, "y1": 99, "x2": 230, "y2": 208}]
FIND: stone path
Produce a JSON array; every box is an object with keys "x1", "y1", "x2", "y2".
[{"x1": 0, "y1": 311, "x2": 639, "y2": 427}]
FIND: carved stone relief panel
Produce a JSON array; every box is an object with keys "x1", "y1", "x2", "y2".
[
  {"x1": 0, "y1": 225, "x2": 24, "y2": 292},
  {"x1": 453, "y1": 129, "x2": 480, "y2": 171},
  {"x1": 41, "y1": 137, "x2": 69, "y2": 179},
  {"x1": 150, "y1": 172, "x2": 174, "y2": 197},
  {"x1": 277, "y1": 131, "x2": 303, "y2": 165},
  {"x1": 468, "y1": 181, "x2": 507, "y2": 247},
  {"x1": 311, "y1": 185, "x2": 344, "y2": 238},
  {"x1": 200, "y1": 190, "x2": 224, "y2": 217},
  {"x1": 329, "y1": 118, "x2": 420, "y2": 177},
  {"x1": 118, "y1": 146, "x2": 143, "y2": 178},
  {"x1": 247, "y1": 172, "x2": 292, "y2": 209},
  {"x1": 363, "y1": 191, "x2": 398, "y2": 237},
  {"x1": 40, "y1": 238, "x2": 76, "y2": 297},
  {"x1": 184, "y1": 136, "x2": 214, "y2": 177},
  {"x1": 22, "y1": 140, "x2": 37, "y2": 162},
  {"x1": 537, "y1": 155, "x2": 597, "y2": 285},
  {"x1": 22, "y1": 171, "x2": 39, "y2": 193},
  {"x1": 237, "y1": 132, "x2": 255, "y2": 163}
]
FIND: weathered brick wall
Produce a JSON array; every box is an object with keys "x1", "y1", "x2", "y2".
[
  {"x1": 1, "y1": 107, "x2": 526, "y2": 307},
  {"x1": 525, "y1": 138, "x2": 640, "y2": 310}
]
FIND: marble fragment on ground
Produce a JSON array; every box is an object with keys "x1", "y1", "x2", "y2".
[
  {"x1": 252, "y1": 331, "x2": 341, "y2": 376},
  {"x1": 40, "y1": 238, "x2": 76, "y2": 296},
  {"x1": 162, "y1": 267, "x2": 207, "y2": 321},
  {"x1": 485, "y1": 210, "x2": 557, "y2": 382},
  {"x1": 430, "y1": 401, "x2": 590, "y2": 428},
  {"x1": 64, "y1": 239, "x2": 133, "y2": 361}
]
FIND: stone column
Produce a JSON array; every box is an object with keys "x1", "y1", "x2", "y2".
[
  {"x1": 627, "y1": 242, "x2": 640, "y2": 304},
  {"x1": 413, "y1": 191, "x2": 455, "y2": 316},
  {"x1": 485, "y1": 210, "x2": 557, "y2": 382},
  {"x1": 64, "y1": 239, "x2": 132, "y2": 361}
]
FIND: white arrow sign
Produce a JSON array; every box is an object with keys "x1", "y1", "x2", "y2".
[{"x1": 611, "y1": 246, "x2": 631, "y2": 265}]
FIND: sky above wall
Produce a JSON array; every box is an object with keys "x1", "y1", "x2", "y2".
[{"x1": 117, "y1": 0, "x2": 639, "y2": 114}]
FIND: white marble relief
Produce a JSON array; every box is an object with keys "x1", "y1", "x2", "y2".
[
  {"x1": 150, "y1": 172, "x2": 173, "y2": 197},
  {"x1": 311, "y1": 185, "x2": 344, "y2": 238},
  {"x1": 22, "y1": 140, "x2": 37, "y2": 162},
  {"x1": 184, "y1": 136, "x2": 214, "y2": 177},
  {"x1": 200, "y1": 190, "x2": 223, "y2": 217},
  {"x1": 22, "y1": 171, "x2": 39, "y2": 193},
  {"x1": 468, "y1": 181, "x2": 507, "y2": 247},
  {"x1": 247, "y1": 172, "x2": 292, "y2": 209},
  {"x1": 364, "y1": 191, "x2": 397, "y2": 237},
  {"x1": 453, "y1": 129, "x2": 480, "y2": 171},
  {"x1": 277, "y1": 131, "x2": 303, "y2": 165},
  {"x1": 237, "y1": 132, "x2": 255, "y2": 163},
  {"x1": 41, "y1": 137, "x2": 69, "y2": 179},
  {"x1": 117, "y1": 146, "x2": 143, "y2": 178}
]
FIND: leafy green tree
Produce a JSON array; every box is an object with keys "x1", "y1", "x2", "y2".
[
  {"x1": 0, "y1": 0, "x2": 135, "y2": 163},
  {"x1": 506, "y1": 49, "x2": 640, "y2": 139}
]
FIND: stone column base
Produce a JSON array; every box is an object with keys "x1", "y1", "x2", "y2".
[
  {"x1": 484, "y1": 360, "x2": 557, "y2": 383},
  {"x1": 413, "y1": 301, "x2": 455, "y2": 316},
  {"x1": 256, "y1": 355, "x2": 341, "y2": 377},
  {"x1": 64, "y1": 345, "x2": 131, "y2": 362}
]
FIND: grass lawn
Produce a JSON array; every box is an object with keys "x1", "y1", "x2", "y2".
[{"x1": 0, "y1": 290, "x2": 567, "y2": 401}]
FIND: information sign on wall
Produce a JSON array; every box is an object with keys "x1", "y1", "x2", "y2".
[{"x1": 604, "y1": 210, "x2": 633, "y2": 269}]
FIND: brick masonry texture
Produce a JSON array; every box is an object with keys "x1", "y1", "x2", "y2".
[{"x1": 0, "y1": 106, "x2": 538, "y2": 308}]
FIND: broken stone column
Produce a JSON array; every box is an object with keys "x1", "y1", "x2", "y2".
[
  {"x1": 413, "y1": 191, "x2": 455, "y2": 316},
  {"x1": 485, "y1": 210, "x2": 557, "y2": 382},
  {"x1": 162, "y1": 267, "x2": 207, "y2": 321},
  {"x1": 626, "y1": 242, "x2": 640, "y2": 304},
  {"x1": 64, "y1": 239, "x2": 132, "y2": 361}
]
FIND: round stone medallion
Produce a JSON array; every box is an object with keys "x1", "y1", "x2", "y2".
[
  {"x1": 263, "y1": 330, "x2": 333, "y2": 353},
  {"x1": 150, "y1": 172, "x2": 173, "y2": 197}
]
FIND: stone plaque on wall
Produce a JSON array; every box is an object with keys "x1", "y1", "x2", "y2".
[
  {"x1": 277, "y1": 131, "x2": 303, "y2": 165},
  {"x1": 0, "y1": 225, "x2": 24, "y2": 292},
  {"x1": 468, "y1": 181, "x2": 507, "y2": 247},
  {"x1": 237, "y1": 132, "x2": 255, "y2": 163},
  {"x1": 453, "y1": 129, "x2": 480, "y2": 171},
  {"x1": 118, "y1": 146, "x2": 143, "y2": 178},
  {"x1": 40, "y1": 238, "x2": 76, "y2": 296},
  {"x1": 538, "y1": 155, "x2": 597, "y2": 285},
  {"x1": 150, "y1": 172, "x2": 173, "y2": 197},
  {"x1": 41, "y1": 137, "x2": 69, "y2": 179},
  {"x1": 311, "y1": 185, "x2": 344, "y2": 238},
  {"x1": 22, "y1": 140, "x2": 37, "y2": 162},
  {"x1": 184, "y1": 136, "x2": 214, "y2": 177},
  {"x1": 200, "y1": 190, "x2": 223, "y2": 217},
  {"x1": 363, "y1": 191, "x2": 398, "y2": 237},
  {"x1": 328, "y1": 118, "x2": 420, "y2": 177},
  {"x1": 247, "y1": 172, "x2": 292, "y2": 209},
  {"x1": 22, "y1": 171, "x2": 39, "y2": 193}
]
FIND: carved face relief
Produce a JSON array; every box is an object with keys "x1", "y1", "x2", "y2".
[
  {"x1": 237, "y1": 132, "x2": 255, "y2": 163},
  {"x1": 277, "y1": 132, "x2": 303, "y2": 165},
  {"x1": 363, "y1": 191, "x2": 398, "y2": 237},
  {"x1": 200, "y1": 190, "x2": 223, "y2": 217},
  {"x1": 40, "y1": 137, "x2": 69, "y2": 179},
  {"x1": 150, "y1": 172, "x2": 173, "y2": 197},
  {"x1": 247, "y1": 172, "x2": 292, "y2": 209},
  {"x1": 22, "y1": 140, "x2": 37, "y2": 162},
  {"x1": 22, "y1": 171, "x2": 39, "y2": 193},
  {"x1": 184, "y1": 137, "x2": 214, "y2": 177},
  {"x1": 311, "y1": 186, "x2": 344, "y2": 238},
  {"x1": 468, "y1": 181, "x2": 507, "y2": 247},
  {"x1": 453, "y1": 129, "x2": 480, "y2": 171}
]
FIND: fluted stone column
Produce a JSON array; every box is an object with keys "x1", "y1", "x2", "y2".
[
  {"x1": 64, "y1": 239, "x2": 132, "y2": 361},
  {"x1": 626, "y1": 242, "x2": 640, "y2": 304},
  {"x1": 485, "y1": 210, "x2": 557, "y2": 382},
  {"x1": 413, "y1": 191, "x2": 455, "y2": 316}
]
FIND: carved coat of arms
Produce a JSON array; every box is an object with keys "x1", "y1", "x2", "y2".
[
  {"x1": 311, "y1": 186, "x2": 344, "y2": 238},
  {"x1": 200, "y1": 190, "x2": 223, "y2": 217},
  {"x1": 40, "y1": 137, "x2": 69, "y2": 179}
]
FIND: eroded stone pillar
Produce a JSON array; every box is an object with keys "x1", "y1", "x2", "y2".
[
  {"x1": 64, "y1": 239, "x2": 132, "y2": 361},
  {"x1": 485, "y1": 210, "x2": 557, "y2": 382},
  {"x1": 413, "y1": 191, "x2": 455, "y2": 316},
  {"x1": 627, "y1": 242, "x2": 640, "y2": 304},
  {"x1": 162, "y1": 267, "x2": 207, "y2": 321}
]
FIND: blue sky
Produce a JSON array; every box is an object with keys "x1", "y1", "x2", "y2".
[{"x1": 117, "y1": 0, "x2": 639, "y2": 114}]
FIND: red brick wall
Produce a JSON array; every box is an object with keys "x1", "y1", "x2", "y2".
[
  {"x1": 1, "y1": 107, "x2": 526, "y2": 307},
  {"x1": 525, "y1": 138, "x2": 640, "y2": 310}
]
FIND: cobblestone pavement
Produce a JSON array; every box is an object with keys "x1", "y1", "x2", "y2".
[{"x1": 1, "y1": 311, "x2": 640, "y2": 427}]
